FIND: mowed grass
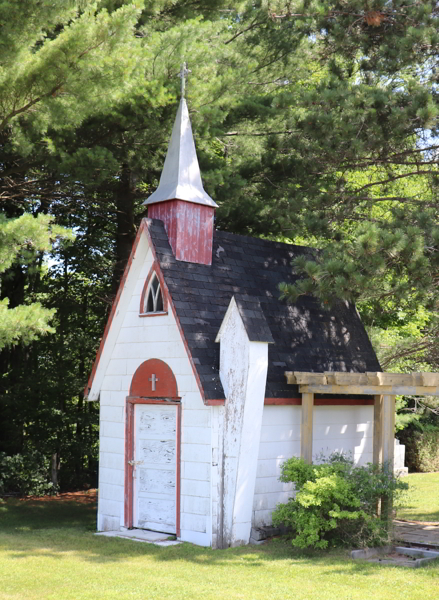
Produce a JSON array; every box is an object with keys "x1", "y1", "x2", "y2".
[
  {"x1": 0, "y1": 497, "x2": 438, "y2": 600},
  {"x1": 396, "y1": 472, "x2": 439, "y2": 522}
]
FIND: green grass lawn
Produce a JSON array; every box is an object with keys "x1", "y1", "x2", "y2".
[
  {"x1": 0, "y1": 495, "x2": 438, "y2": 600},
  {"x1": 396, "y1": 472, "x2": 439, "y2": 522}
]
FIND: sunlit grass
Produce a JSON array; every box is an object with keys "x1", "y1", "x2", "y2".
[
  {"x1": 396, "y1": 472, "x2": 439, "y2": 522},
  {"x1": 0, "y1": 495, "x2": 438, "y2": 600}
]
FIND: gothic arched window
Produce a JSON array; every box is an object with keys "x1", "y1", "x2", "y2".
[{"x1": 140, "y1": 266, "x2": 167, "y2": 316}]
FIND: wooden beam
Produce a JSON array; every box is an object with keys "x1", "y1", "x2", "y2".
[
  {"x1": 301, "y1": 392, "x2": 314, "y2": 464},
  {"x1": 298, "y1": 384, "x2": 439, "y2": 397}
]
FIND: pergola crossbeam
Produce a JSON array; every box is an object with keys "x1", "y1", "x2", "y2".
[{"x1": 285, "y1": 370, "x2": 439, "y2": 468}]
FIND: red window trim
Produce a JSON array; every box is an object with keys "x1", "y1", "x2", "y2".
[{"x1": 139, "y1": 261, "x2": 168, "y2": 317}]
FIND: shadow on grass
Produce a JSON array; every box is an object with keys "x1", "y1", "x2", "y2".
[{"x1": 1, "y1": 498, "x2": 438, "y2": 575}]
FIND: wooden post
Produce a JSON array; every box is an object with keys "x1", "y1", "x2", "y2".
[
  {"x1": 301, "y1": 392, "x2": 314, "y2": 464},
  {"x1": 373, "y1": 395, "x2": 383, "y2": 466},
  {"x1": 382, "y1": 394, "x2": 396, "y2": 469},
  {"x1": 373, "y1": 394, "x2": 396, "y2": 525}
]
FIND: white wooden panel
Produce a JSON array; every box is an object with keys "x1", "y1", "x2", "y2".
[
  {"x1": 182, "y1": 495, "x2": 210, "y2": 516},
  {"x1": 99, "y1": 453, "x2": 124, "y2": 470},
  {"x1": 181, "y1": 479, "x2": 210, "y2": 497},
  {"x1": 101, "y1": 421, "x2": 124, "y2": 439},
  {"x1": 101, "y1": 375, "x2": 122, "y2": 391},
  {"x1": 261, "y1": 406, "x2": 301, "y2": 426},
  {"x1": 254, "y1": 476, "x2": 293, "y2": 495},
  {"x1": 98, "y1": 497, "x2": 121, "y2": 518},
  {"x1": 182, "y1": 443, "x2": 210, "y2": 463},
  {"x1": 183, "y1": 409, "x2": 210, "y2": 428},
  {"x1": 100, "y1": 406, "x2": 123, "y2": 423},
  {"x1": 181, "y1": 513, "x2": 207, "y2": 533},
  {"x1": 106, "y1": 359, "x2": 127, "y2": 375},
  {"x1": 139, "y1": 468, "x2": 175, "y2": 494},
  {"x1": 100, "y1": 467, "x2": 124, "y2": 486},
  {"x1": 183, "y1": 461, "x2": 210, "y2": 481},
  {"x1": 138, "y1": 498, "x2": 175, "y2": 532},
  {"x1": 258, "y1": 441, "x2": 301, "y2": 460},
  {"x1": 313, "y1": 406, "x2": 373, "y2": 425},
  {"x1": 182, "y1": 426, "x2": 211, "y2": 445},
  {"x1": 253, "y1": 509, "x2": 274, "y2": 528},
  {"x1": 99, "y1": 482, "x2": 123, "y2": 501},
  {"x1": 260, "y1": 424, "x2": 301, "y2": 442},
  {"x1": 139, "y1": 407, "x2": 176, "y2": 436},
  {"x1": 100, "y1": 437, "x2": 124, "y2": 455},
  {"x1": 134, "y1": 404, "x2": 177, "y2": 534},
  {"x1": 253, "y1": 491, "x2": 293, "y2": 511}
]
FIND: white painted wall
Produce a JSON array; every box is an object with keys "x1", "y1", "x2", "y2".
[
  {"x1": 97, "y1": 232, "x2": 212, "y2": 546},
  {"x1": 252, "y1": 404, "x2": 374, "y2": 529}
]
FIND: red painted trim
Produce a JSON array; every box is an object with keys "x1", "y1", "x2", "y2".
[
  {"x1": 314, "y1": 398, "x2": 374, "y2": 406},
  {"x1": 176, "y1": 402, "x2": 181, "y2": 538},
  {"x1": 124, "y1": 401, "x2": 135, "y2": 528},
  {"x1": 85, "y1": 220, "x2": 149, "y2": 398},
  {"x1": 205, "y1": 399, "x2": 225, "y2": 406},
  {"x1": 139, "y1": 261, "x2": 169, "y2": 316},
  {"x1": 130, "y1": 358, "x2": 179, "y2": 398},
  {"x1": 264, "y1": 398, "x2": 301, "y2": 405},
  {"x1": 124, "y1": 396, "x2": 181, "y2": 535}
]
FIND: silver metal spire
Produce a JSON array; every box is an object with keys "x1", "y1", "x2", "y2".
[{"x1": 143, "y1": 67, "x2": 218, "y2": 209}]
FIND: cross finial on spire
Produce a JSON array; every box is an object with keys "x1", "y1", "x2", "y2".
[{"x1": 178, "y1": 62, "x2": 191, "y2": 98}]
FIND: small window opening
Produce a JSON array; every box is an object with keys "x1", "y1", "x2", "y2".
[{"x1": 145, "y1": 273, "x2": 164, "y2": 313}]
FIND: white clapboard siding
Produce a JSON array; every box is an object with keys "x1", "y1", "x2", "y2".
[
  {"x1": 252, "y1": 404, "x2": 374, "y2": 528},
  {"x1": 97, "y1": 234, "x2": 211, "y2": 543},
  {"x1": 253, "y1": 406, "x2": 299, "y2": 528}
]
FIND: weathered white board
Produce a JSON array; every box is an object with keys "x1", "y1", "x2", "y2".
[{"x1": 134, "y1": 404, "x2": 177, "y2": 534}]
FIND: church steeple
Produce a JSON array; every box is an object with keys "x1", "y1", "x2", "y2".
[
  {"x1": 143, "y1": 98, "x2": 217, "y2": 209},
  {"x1": 144, "y1": 64, "x2": 217, "y2": 266}
]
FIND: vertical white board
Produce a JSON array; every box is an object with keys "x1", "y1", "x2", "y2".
[{"x1": 134, "y1": 404, "x2": 177, "y2": 534}]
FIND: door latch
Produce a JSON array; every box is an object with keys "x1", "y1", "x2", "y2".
[{"x1": 127, "y1": 460, "x2": 144, "y2": 467}]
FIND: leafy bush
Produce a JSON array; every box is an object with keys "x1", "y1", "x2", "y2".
[
  {"x1": 399, "y1": 423, "x2": 439, "y2": 473},
  {"x1": 0, "y1": 451, "x2": 57, "y2": 497},
  {"x1": 272, "y1": 454, "x2": 408, "y2": 550}
]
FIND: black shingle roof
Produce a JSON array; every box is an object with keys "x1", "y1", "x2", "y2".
[{"x1": 147, "y1": 219, "x2": 381, "y2": 400}]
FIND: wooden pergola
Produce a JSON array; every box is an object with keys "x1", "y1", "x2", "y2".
[{"x1": 285, "y1": 371, "x2": 439, "y2": 466}]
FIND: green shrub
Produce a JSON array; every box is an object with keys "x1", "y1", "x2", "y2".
[
  {"x1": 0, "y1": 451, "x2": 57, "y2": 497},
  {"x1": 272, "y1": 454, "x2": 408, "y2": 550},
  {"x1": 399, "y1": 424, "x2": 439, "y2": 473}
]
